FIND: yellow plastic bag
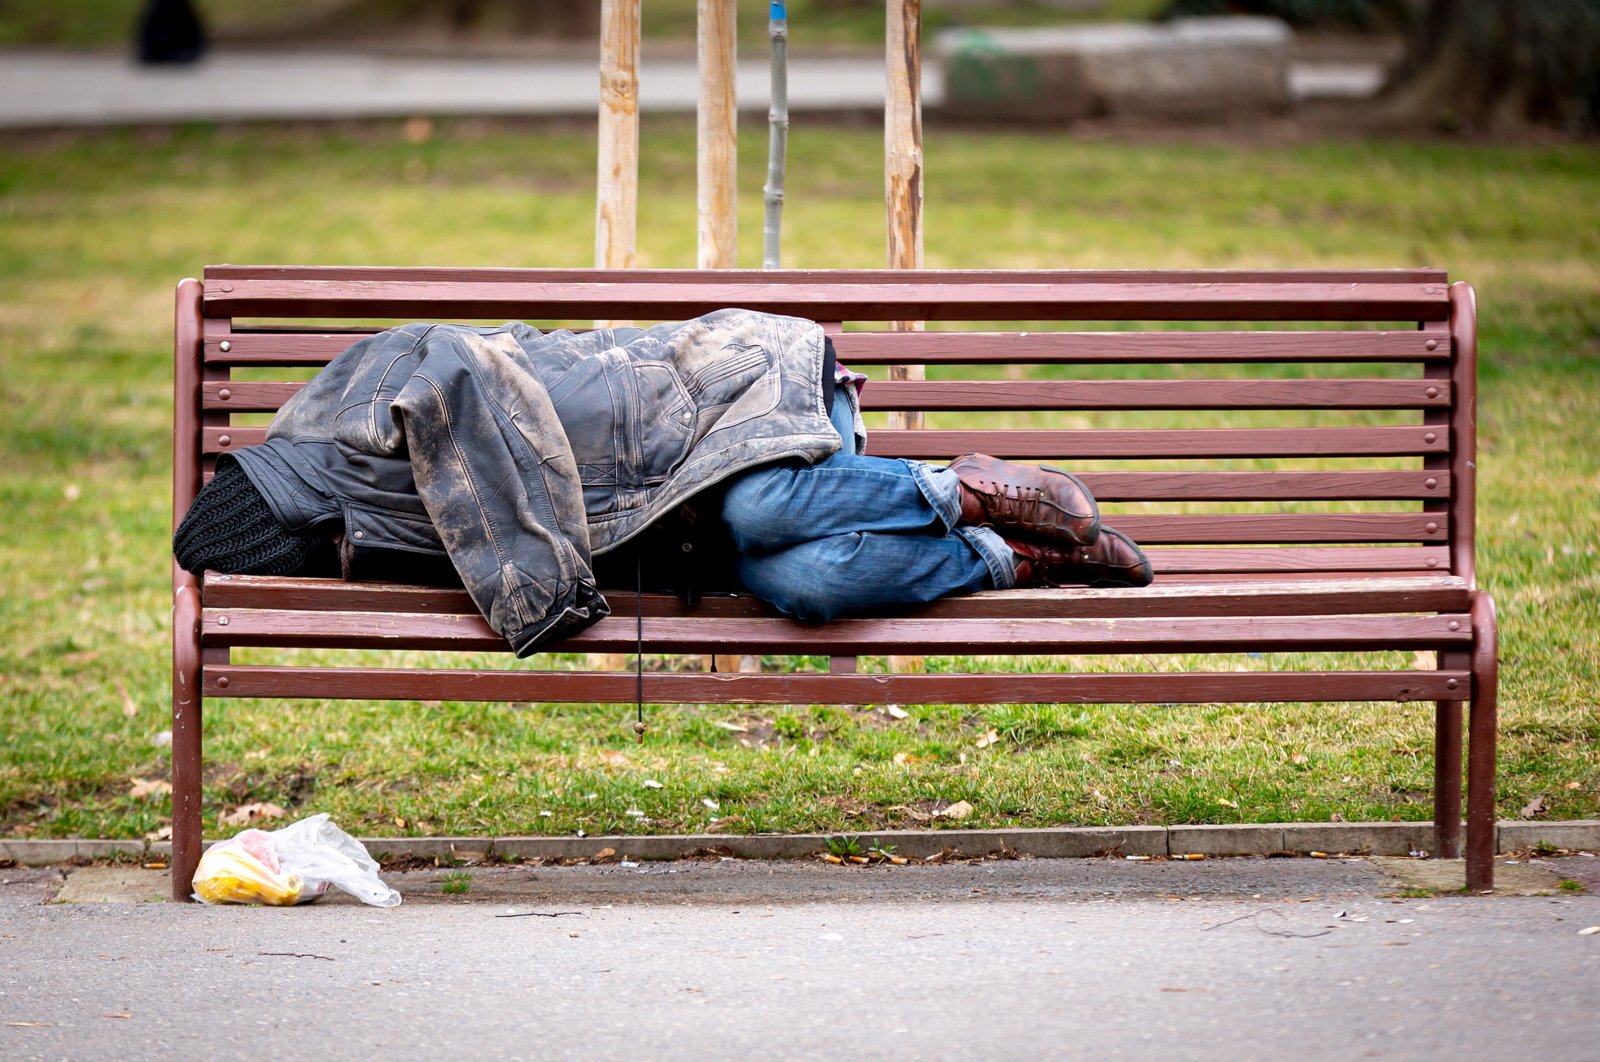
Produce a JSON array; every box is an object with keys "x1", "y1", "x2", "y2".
[
  {"x1": 192, "y1": 814, "x2": 399, "y2": 907},
  {"x1": 193, "y1": 842, "x2": 313, "y2": 906}
]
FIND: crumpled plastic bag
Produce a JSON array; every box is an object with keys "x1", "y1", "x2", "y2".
[{"x1": 192, "y1": 813, "x2": 401, "y2": 908}]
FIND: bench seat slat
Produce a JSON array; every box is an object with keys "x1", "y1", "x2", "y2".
[
  {"x1": 203, "y1": 278, "x2": 1451, "y2": 322},
  {"x1": 202, "y1": 610, "x2": 1472, "y2": 653},
  {"x1": 205, "y1": 425, "x2": 1449, "y2": 460},
  {"x1": 201, "y1": 572, "x2": 1472, "y2": 618},
  {"x1": 204, "y1": 378, "x2": 1452, "y2": 413},
  {"x1": 1146, "y1": 546, "x2": 1446, "y2": 572},
  {"x1": 204, "y1": 330, "x2": 1450, "y2": 367},
  {"x1": 204, "y1": 665, "x2": 1472, "y2": 706}
]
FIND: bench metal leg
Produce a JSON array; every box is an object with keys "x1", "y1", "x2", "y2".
[
  {"x1": 1465, "y1": 590, "x2": 1499, "y2": 892},
  {"x1": 171, "y1": 582, "x2": 204, "y2": 902},
  {"x1": 1432, "y1": 652, "x2": 1466, "y2": 860}
]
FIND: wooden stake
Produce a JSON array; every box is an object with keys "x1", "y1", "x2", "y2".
[
  {"x1": 697, "y1": 0, "x2": 738, "y2": 270},
  {"x1": 593, "y1": 0, "x2": 641, "y2": 673},
  {"x1": 596, "y1": 0, "x2": 640, "y2": 280},
  {"x1": 886, "y1": 0, "x2": 926, "y2": 675},
  {"x1": 884, "y1": 0, "x2": 925, "y2": 433}
]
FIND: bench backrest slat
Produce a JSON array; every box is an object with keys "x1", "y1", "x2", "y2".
[
  {"x1": 206, "y1": 328, "x2": 1449, "y2": 366},
  {"x1": 187, "y1": 267, "x2": 1474, "y2": 581}
]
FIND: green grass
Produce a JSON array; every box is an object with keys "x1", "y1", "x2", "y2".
[
  {"x1": 0, "y1": 0, "x2": 1167, "y2": 49},
  {"x1": 1, "y1": 118, "x2": 1597, "y2": 843}
]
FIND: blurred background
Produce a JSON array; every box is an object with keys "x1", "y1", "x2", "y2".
[{"x1": 1, "y1": 1, "x2": 1596, "y2": 843}]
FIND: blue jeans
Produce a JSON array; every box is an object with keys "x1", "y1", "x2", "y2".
[{"x1": 721, "y1": 383, "x2": 1016, "y2": 621}]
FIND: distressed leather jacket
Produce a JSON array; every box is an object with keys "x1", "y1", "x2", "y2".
[{"x1": 229, "y1": 309, "x2": 842, "y2": 655}]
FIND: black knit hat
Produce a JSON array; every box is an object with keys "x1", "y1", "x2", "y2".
[{"x1": 173, "y1": 461, "x2": 331, "y2": 576}]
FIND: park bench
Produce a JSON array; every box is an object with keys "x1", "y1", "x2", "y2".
[{"x1": 170, "y1": 266, "x2": 1499, "y2": 900}]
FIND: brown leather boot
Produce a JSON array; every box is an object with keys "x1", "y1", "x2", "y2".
[
  {"x1": 948, "y1": 453, "x2": 1100, "y2": 547},
  {"x1": 1008, "y1": 527, "x2": 1153, "y2": 588}
]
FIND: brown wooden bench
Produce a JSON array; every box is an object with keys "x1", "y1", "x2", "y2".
[{"x1": 171, "y1": 266, "x2": 1499, "y2": 899}]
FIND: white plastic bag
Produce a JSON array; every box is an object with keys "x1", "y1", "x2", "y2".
[{"x1": 193, "y1": 813, "x2": 401, "y2": 908}]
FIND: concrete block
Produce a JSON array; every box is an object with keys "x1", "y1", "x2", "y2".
[
  {"x1": 1281, "y1": 821, "x2": 1436, "y2": 856},
  {"x1": 937, "y1": 17, "x2": 1291, "y2": 122},
  {"x1": 1014, "y1": 825, "x2": 1167, "y2": 858},
  {"x1": 1497, "y1": 819, "x2": 1600, "y2": 854},
  {"x1": 360, "y1": 837, "x2": 491, "y2": 863},
  {"x1": 1168, "y1": 823, "x2": 1284, "y2": 856},
  {"x1": 0, "y1": 840, "x2": 81, "y2": 866}
]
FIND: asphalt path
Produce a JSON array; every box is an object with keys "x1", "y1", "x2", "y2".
[
  {"x1": 3, "y1": 857, "x2": 1596, "y2": 1060},
  {"x1": 0, "y1": 49, "x2": 1383, "y2": 129}
]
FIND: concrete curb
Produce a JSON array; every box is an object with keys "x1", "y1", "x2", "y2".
[{"x1": 4, "y1": 820, "x2": 1597, "y2": 868}]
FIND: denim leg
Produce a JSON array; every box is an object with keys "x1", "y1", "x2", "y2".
[
  {"x1": 722, "y1": 382, "x2": 968, "y2": 554},
  {"x1": 734, "y1": 527, "x2": 1006, "y2": 622},
  {"x1": 724, "y1": 383, "x2": 1018, "y2": 620}
]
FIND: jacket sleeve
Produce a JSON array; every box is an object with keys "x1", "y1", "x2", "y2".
[{"x1": 386, "y1": 327, "x2": 609, "y2": 655}]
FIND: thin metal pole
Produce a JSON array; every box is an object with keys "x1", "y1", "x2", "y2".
[
  {"x1": 698, "y1": 0, "x2": 738, "y2": 269},
  {"x1": 763, "y1": 2, "x2": 790, "y2": 269}
]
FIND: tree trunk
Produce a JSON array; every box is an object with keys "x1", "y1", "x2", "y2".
[{"x1": 1381, "y1": 0, "x2": 1600, "y2": 134}]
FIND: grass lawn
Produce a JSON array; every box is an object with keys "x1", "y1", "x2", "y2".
[
  {"x1": 0, "y1": 0, "x2": 1167, "y2": 50},
  {"x1": 1, "y1": 118, "x2": 1596, "y2": 843}
]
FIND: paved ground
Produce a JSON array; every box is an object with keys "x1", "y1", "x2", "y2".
[
  {"x1": 0, "y1": 49, "x2": 1382, "y2": 129},
  {"x1": 4, "y1": 856, "x2": 1597, "y2": 1060}
]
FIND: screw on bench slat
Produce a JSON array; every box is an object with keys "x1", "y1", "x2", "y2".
[
  {"x1": 1425, "y1": 477, "x2": 1438, "y2": 489},
  {"x1": 218, "y1": 388, "x2": 231, "y2": 400},
  {"x1": 1425, "y1": 339, "x2": 1439, "y2": 351},
  {"x1": 218, "y1": 435, "x2": 231, "y2": 446},
  {"x1": 218, "y1": 340, "x2": 231, "y2": 352}
]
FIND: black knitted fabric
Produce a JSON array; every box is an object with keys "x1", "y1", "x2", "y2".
[{"x1": 173, "y1": 461, "x2": 328, "y2": 576}]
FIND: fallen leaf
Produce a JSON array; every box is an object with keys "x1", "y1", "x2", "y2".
[
  {"x1": 1578, "y1": 926, "x2": 1600, "y2": 936},
  {"x1": 103, "y1": 1013, "x2": 132, "y2": 1019},
  {"x1": 1291, "y1": 753, "x2": 1309, "y2": 765},
  {"x1": 143, "y1": 825, "x2": 172, "y2": 842},
  {"x1": 594, "y1": 847, "x2": 616, "y2": 860},
  {"x1": 1217, "y1": 797, "x2": 1238, "y2": 809},
  {"x1": 642, "y1": 779, "x2": 664, "y2": 789},
  {"x1": 715, "y1": 721, "x2": 748, "y2": 733},
  {"x1": 1519, "y1": 795, "x2": 1549, "y2": 820},
  {"x1": 598, "y1": 750, "x2": 628, "y2": 767},
  {"x1": 151, "y1": 730, "x2": 172, "y2": 748},
  {"x1": 117, "y1": 680, "x2": 138, "y2": 719},
  {"x1": 975, "y1": 728, "x2": 1000, "y2": 749},
  {"x1": 394, "y1": 816, "x2": 407, "y2": 829},
  {"x1": 128, "y1": 777, "x2": 171, "y2": 800},
  {"x1": 886, "y1": 706, "x2": 909, "y2": 720},
  {"x1": 219, "y1": 802, "x2": 286, "y2": 827},
  {"x1": 6, "y1": 1021, "x2": 52, "y2": 1027},
  {"x1": 1566, "y1": 782, "x2": 1582, "y2": 790},
  {"x1": 701, "y1": 798, "x2": 720, "y2": 811},
  {"x1": 936, "y1": 800, "x2": 974, "y2": 820}
]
